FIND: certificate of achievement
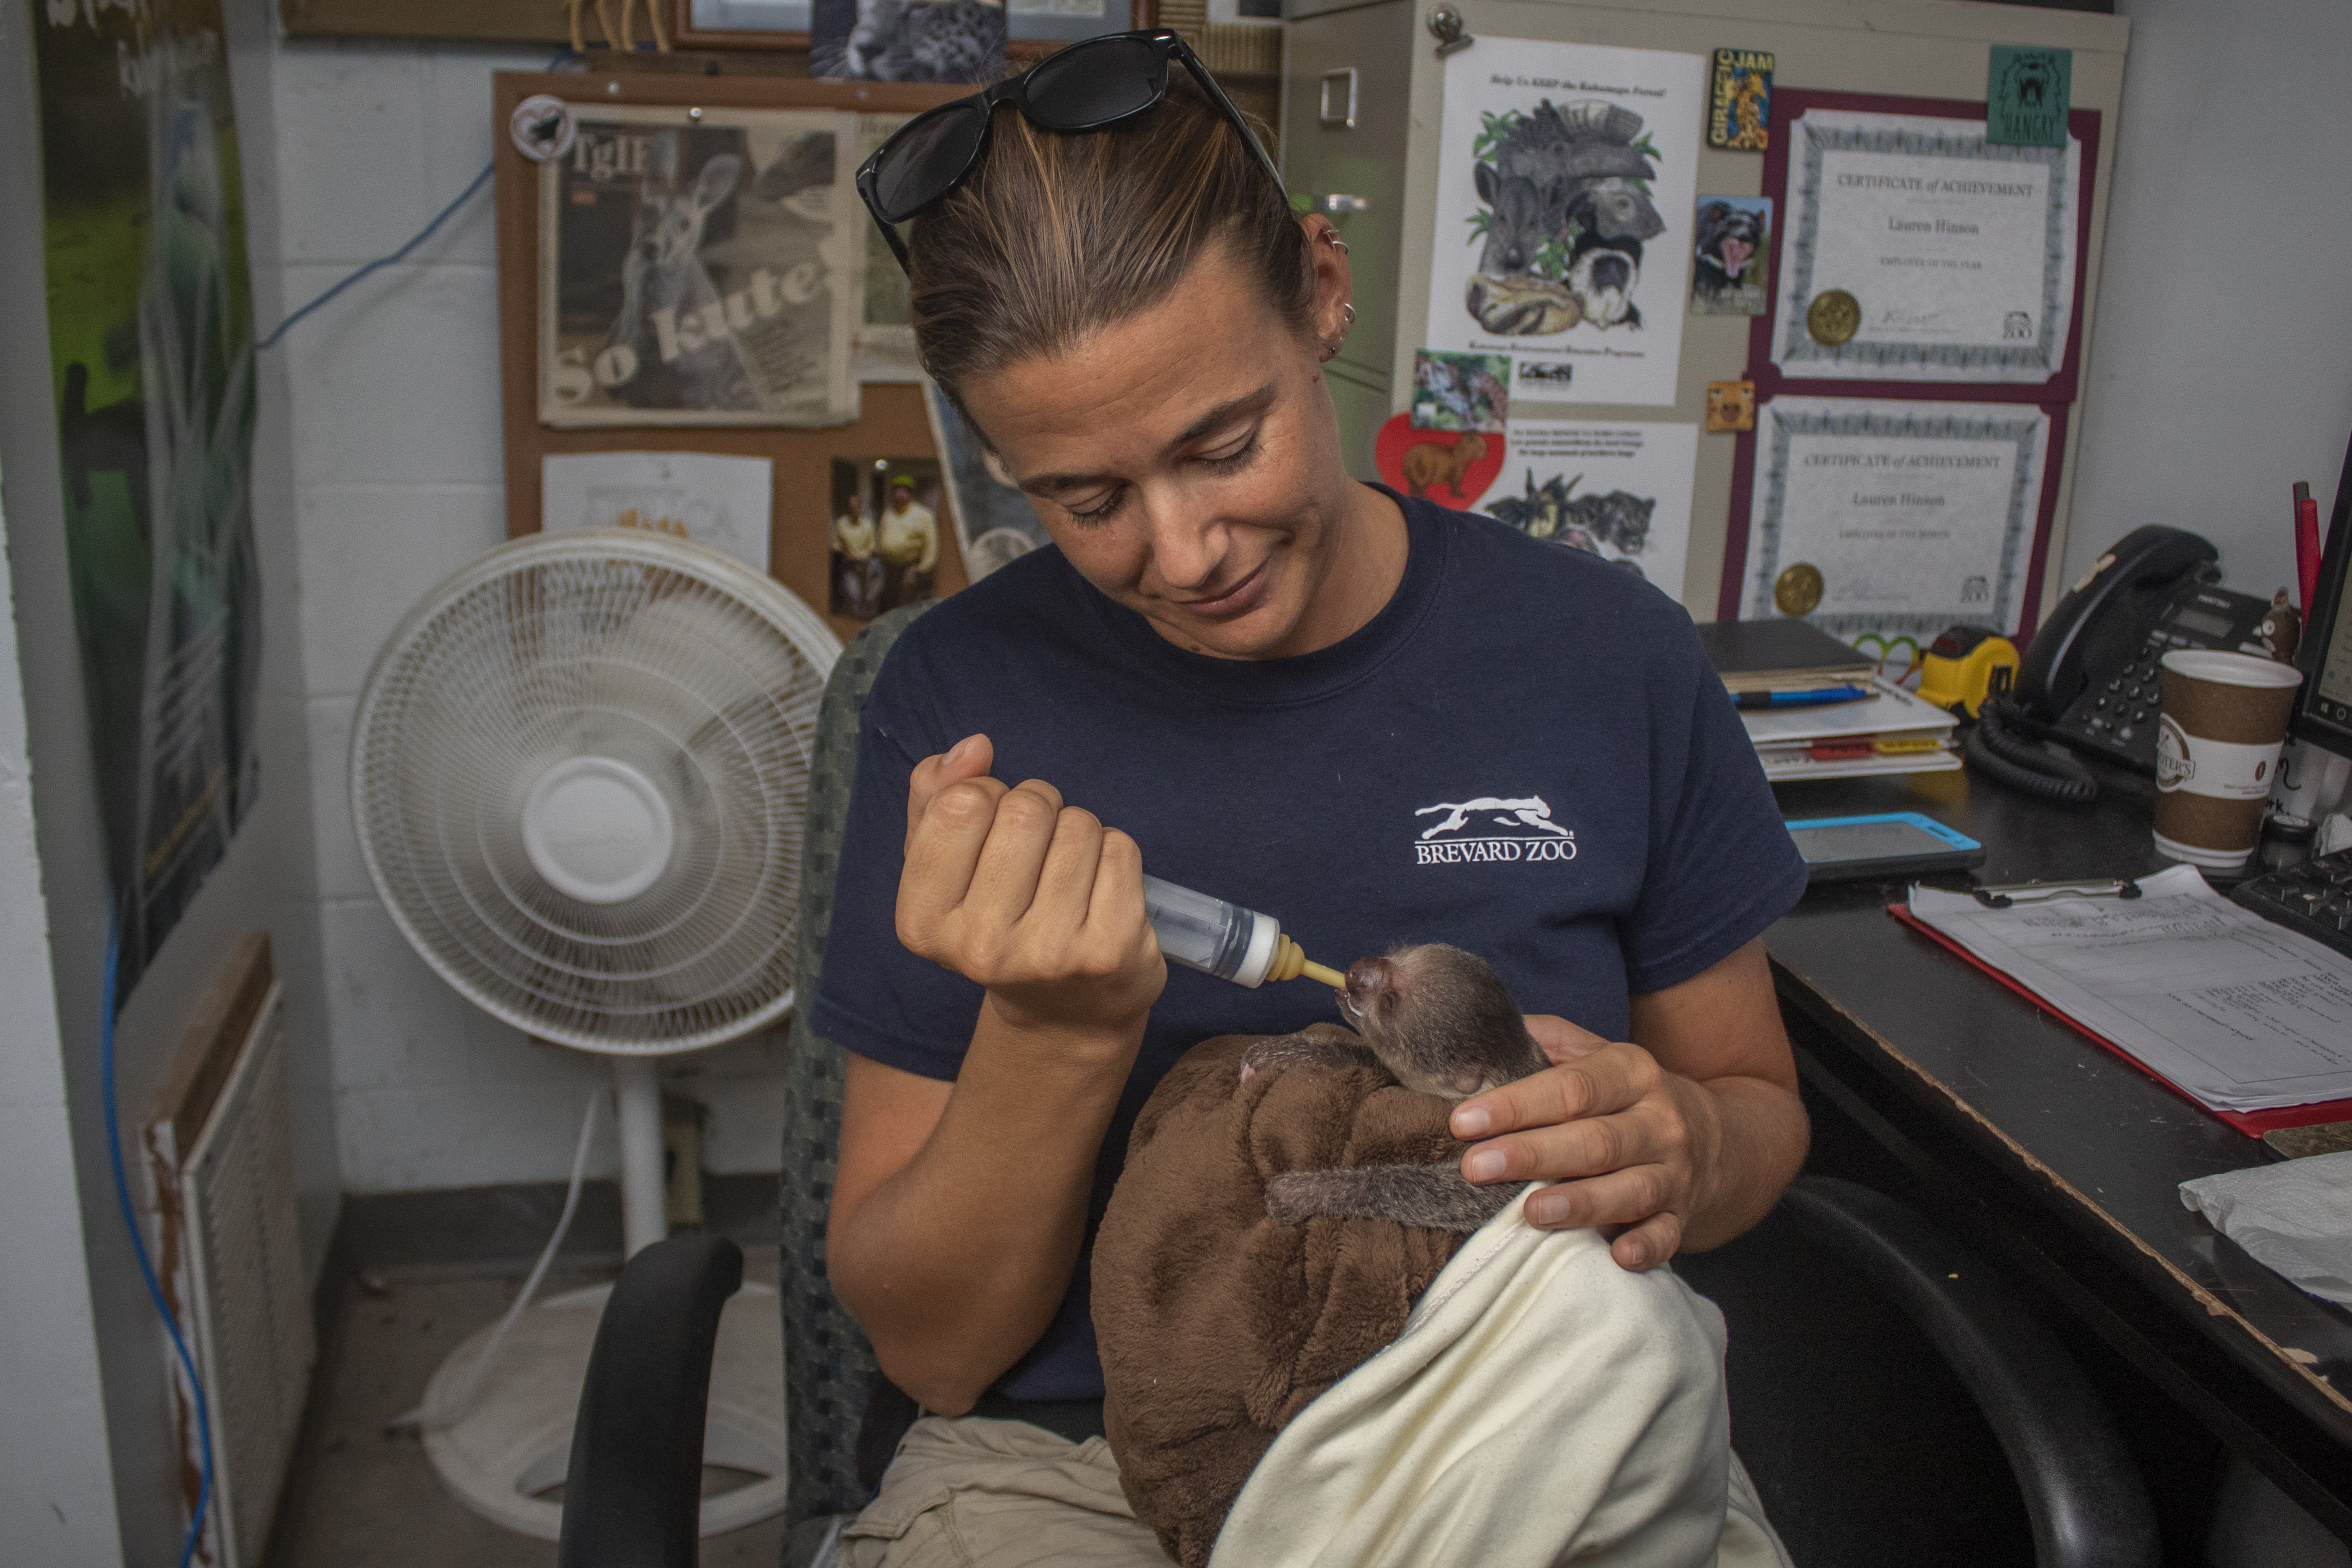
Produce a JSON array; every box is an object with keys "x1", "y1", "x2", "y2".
[
  {"x1": 1740, "y1": 398, "x2": 2051, "y2": 639},
  {"x1": 1770, "y1": 109, "x2": 2080, "y2": 384},
  {"x1": 1491, "y1": 420, "x2": 1699, "y2": 606},
  {"x1": 1425, "y1": 40, "x2": 1705, "y2": 407}
]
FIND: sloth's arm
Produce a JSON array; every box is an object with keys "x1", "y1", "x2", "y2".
[
  {"x1": 1265, "y1": 1164, "x2": 1525, "y2": 1232},
  {"x1": 1237, "y1": 1026, "x2": 1382, "y2": 1082}
]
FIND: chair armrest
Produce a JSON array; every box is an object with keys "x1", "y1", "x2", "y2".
[
  {"x1": 558, "y1": 1235, "x2": 744, "y2": 1568},
  {"x1": 1782, "y1": 1176, "x2": 2160, "y2": 1568}
]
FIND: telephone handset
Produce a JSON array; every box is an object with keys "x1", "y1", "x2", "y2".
[
  {"x1": 2015, "y1": 525, "x2": 2276, "y2": 772},
  {"x1": 1966, "y1": 526, "x2": 2280, "y2": 801}
]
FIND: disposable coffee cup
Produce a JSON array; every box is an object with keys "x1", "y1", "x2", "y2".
[{"x1": 2153, "y1": 650, "x2": 2302, "y2": 869}]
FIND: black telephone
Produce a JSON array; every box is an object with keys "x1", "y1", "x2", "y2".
[
  {"x1": 2014, "y1": 525, "x2": 2279, "y2": 770},
  {"x1": 1966, "y1": 526, "x2": 2280, "y2": 802}
]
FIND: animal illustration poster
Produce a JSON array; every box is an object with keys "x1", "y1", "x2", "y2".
[
  {"x1": 1411, "y1": 350, "x2": 1510, "y2": 432},
  {"x1": 539, "y1": 104, "x2": 861, "y2": 426},
  {"x1": 810, "y1": 0, "x2": 1008, "y2": 82},
  {"x1": 1485, "y1": 421, "x2": 1698, "y2": 605},
  {"x1": 35, "y1": 0, "x2": 262, "y2": 1008},
  {"x1": 1689, "y1": 197, "x2": 1769, "y2": 316},
  {"x1": 1373, "y1": 415, "x2": 1506, "y2": 510},
  {"x1": 1769, "y1": 108, "x2": 2080, "y2": 385},
  {"x1": 1425, "y1": 40, "x2": 1705, "y2": 408}
]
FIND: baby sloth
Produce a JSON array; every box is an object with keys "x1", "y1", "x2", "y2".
[{"x1": 1236, "y1": 943, "x2": 1550, "y2": 1232}]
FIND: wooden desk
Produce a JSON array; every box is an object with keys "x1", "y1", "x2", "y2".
[{"x1": 1764, "y1": 763, "x2": 2352, "y2": 1538}]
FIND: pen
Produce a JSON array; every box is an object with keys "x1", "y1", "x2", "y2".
[
  {"x1": 2294, "y1": 480, "x2": 2321, "y2": 612},
  {"x1": 1737, "y1": 684, "x2": 1872, "y2": 710}
]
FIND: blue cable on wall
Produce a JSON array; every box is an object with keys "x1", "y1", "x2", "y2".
[
  {"x1": 255, "y1": 48, "x2": 577, "y2": 353},
  {"x1": 99, "y1": 925, "x2": 216, "y2": 1568}
]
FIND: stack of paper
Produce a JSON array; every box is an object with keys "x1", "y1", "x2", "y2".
[
  {"x1": 1742, "y1": 679, "x2": 1962, "y2": 782},
  {"x1": 1906, "y1": 865, "x2": 2352, "y2": 1115}
]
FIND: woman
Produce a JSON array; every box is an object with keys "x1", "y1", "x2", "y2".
[{"x1": 811, "y1": 32, "x2": 1810, "y2": 1564}]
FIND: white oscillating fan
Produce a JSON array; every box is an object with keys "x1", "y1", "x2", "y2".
[{"x1": 350, "y1": 527, "x2": 839, "y2": 1538}]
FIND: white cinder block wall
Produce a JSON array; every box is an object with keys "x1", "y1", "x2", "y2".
[{"x1": 265, "y1": 38, "x2": 788, "y2": 1191}]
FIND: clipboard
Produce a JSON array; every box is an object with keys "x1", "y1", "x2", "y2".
[{"x1": 1887, "y1": 899, "x2": 2352, "y2": 1138}]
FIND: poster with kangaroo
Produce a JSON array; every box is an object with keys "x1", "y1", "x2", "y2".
[
  {"x1": 1484, "y1": 420, "x2": 1698, "y2": 606},
  {"x1": 540, "y1": 105, "x2": 861, "y2": 427},
  {"x1": 1426, "y1": 41, "x2": 1705, "y2": 408}
]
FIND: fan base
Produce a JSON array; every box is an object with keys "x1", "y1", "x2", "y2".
[{"x1": 419, "y1": 1281, "x2": 789, "y2": 1539}]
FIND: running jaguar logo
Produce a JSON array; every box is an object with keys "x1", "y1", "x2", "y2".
[{"x1": 1413, "y1": 795, "x2": 1580, "y2": 864}]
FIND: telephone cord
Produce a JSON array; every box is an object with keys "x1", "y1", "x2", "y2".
[{"x1": 1966, "y1": 696, "x2": 2099, "y2": 805}]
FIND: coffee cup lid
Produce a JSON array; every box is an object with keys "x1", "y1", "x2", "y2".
[{"x1": 2157, "y1": 649, "x2": 2302, "y2": 690}]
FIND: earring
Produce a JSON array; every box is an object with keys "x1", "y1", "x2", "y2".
[
  {"x1": 1341, "y1": 303, "x2": 1356, "y2": 324},
  {"x1": 1324, "y1": 233, "x2": 1350, "y2": 254}
]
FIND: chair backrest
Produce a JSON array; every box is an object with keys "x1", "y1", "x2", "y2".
[
  {"x1": 779, "y1": 600, "x2": 938, "y2": 1531},
  {"x1": 1674, "y1": 1174, "x2": 2159, "y2": 1568}
]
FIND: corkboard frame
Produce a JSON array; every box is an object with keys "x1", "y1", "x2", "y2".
[
  {"x1": 669, "y1": 0, "x2": 1158, "y2": 54},
  {"x1": 493, "y1": 69, "x2": 978, "y2": 645}
]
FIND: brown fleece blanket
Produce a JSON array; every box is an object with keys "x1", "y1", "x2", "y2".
[{"x1": 1094, "y1": 1030, "x2": 1475, "y2": 1567}]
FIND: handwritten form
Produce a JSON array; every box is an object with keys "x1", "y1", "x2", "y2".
[{"x1": 1907, "y1": 865, "x2": 2352, "y2": 1112}]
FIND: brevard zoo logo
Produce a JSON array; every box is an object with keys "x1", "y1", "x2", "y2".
[{"x1": 1413, "y1": 795, "x2": 1581, "y2": 864}]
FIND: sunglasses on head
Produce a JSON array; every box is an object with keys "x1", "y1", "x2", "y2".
[{"x1": 855, "y1": 29, "x2": 1286, "y2": 273}]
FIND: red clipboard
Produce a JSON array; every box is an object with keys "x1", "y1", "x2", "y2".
[{"x1": 1886, "y1": 903, "x2": 2352, "y2": 1139}]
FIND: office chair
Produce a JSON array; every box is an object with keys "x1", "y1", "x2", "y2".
[{"x1": 552, "y1": 600, "x2": 2160, "y2": 1568}]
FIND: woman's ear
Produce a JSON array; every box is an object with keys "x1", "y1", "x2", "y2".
[{"x1": 1302, "y1": 215, "x2": 1354, "y2": 358}]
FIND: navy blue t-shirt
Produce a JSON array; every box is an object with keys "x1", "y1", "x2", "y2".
[{"x1": 809, "y1": 491, "x2": 1806, "y2": 1400}]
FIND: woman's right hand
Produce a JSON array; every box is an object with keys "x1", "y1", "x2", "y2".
[{"x1": 896, "y1": 733, "x2": 1166, "y2": 1038}]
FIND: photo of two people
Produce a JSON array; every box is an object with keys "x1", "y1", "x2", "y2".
[{"x1": 830, "y1": 457, "x2": 943, "y2": 619}]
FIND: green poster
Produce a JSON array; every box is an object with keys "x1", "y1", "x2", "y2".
[{"x1": 35, "y1": 1, "x2": 261, "y2": 1004}]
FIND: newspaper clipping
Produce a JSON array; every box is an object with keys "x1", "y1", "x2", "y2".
[{"x1": 540, "y1": 104, "x2": 862, "y2": 427}]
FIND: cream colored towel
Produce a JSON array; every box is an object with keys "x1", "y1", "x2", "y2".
[{"x1": 1210, "y1": 1187, "x2": 1791, "y2": 1568}]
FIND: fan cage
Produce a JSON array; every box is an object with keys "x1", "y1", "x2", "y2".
[{"x1": 352, "y1": 530, "x2": 840, "y2": 1055}]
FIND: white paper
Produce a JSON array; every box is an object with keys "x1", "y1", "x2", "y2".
[
  {"x1": 1907, "y1": 864, "x2": 2352, "y2": 1112},
  {"x1": 2181, "y1": 1150, "x2": 2352, "y2": 1305},
  {"x1": 851, "y1": 114, "x2": 922, "y2": 384},
  {"x1": 1486, "y1": 420, "x2": 1697, "y2": 604},
  {"x1": 542, "y1": 451, "x2": 773, "y2": 573},
  {"x1": 1741, "y1": 397, "x2": 2050, "y2": 642},
  {"x1": 1771, "y1": 109, "x2": 2080, "y2": 384},
  {"x1": 1426, "y1": 41, "x2": 1706, "y2": 407}
]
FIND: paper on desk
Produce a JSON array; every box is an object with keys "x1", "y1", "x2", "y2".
[
  {"x1": 1739, "y1": 678, "x2": 1959, "y2": 744},
  {"x1": 2180, "y1": 1150, "x2": 2352, "y2": 1305},
  {"x1": 1907, "y1": 864, "x2": 2352, "y2": 1113}
]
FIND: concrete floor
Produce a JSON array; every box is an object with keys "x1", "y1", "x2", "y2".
[{"x1": 265, "y1": 1253, "x2": 786, "y2": 1568}]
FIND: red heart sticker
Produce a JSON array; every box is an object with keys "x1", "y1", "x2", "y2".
[{"x1": 1372, "y1": 415, "x2": 1506, "y2": 509}]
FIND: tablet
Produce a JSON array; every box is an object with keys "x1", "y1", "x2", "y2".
[{"x1": 1783, "y1": 812, "x2": 1986, "y2": 883}]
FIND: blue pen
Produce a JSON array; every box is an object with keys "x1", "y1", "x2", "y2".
[{"x1": 1736, "y1": 684, "x2": 1872, "y2": 710}]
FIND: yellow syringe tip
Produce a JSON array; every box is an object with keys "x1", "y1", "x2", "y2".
[{"x1": 1300, "y1": 960, "x2": 1347, "y2": 990}]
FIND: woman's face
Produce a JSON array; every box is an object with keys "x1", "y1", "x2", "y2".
[{"x1": 957, "y1": 226, "x2": 1396, "y2": 661}]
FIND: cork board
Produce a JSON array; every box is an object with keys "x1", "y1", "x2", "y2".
[{"x1": 492, "y1": 69, "x2": 975, "y2": 645}]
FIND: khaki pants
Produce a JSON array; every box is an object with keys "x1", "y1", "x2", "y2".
[
  {"x1": 839, "y1": 1417, "x2": 1170, "y2": 1568},
  {"x1": 837, "y1": 1415, "x2": 1786, "y2": 1568}
]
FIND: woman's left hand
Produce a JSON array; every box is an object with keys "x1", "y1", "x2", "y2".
[{"x1": 1447, "y1": 1015, "x2": 1725, "y2": 1272}]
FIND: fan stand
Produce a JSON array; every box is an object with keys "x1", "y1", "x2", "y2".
[{"x1": 418, "y1": 1056, "x2": 790, "y2": 1541}]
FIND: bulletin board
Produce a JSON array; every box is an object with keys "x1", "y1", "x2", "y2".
[
  {"x1": 1282, "y1": 0, "x2": 2130, "y2": 644},
  {"x1": 492, "y1": 69, "x2": 971, "y2": 645}
]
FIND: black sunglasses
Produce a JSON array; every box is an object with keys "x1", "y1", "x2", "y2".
[{"x1": 855, "y1": 29, "x2": 1286, "y2": 272}]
